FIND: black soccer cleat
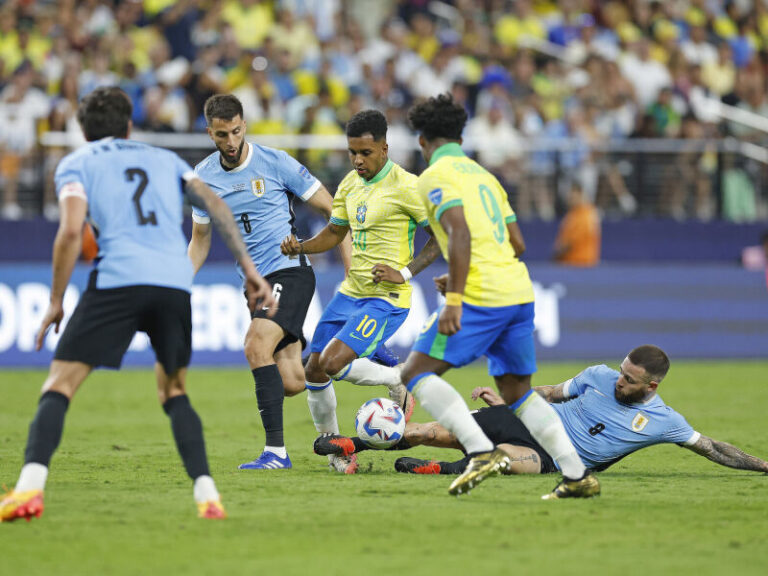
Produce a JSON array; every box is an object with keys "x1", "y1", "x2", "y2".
[{"x1": 394, "y1": 457, "x2": 443, "y2": 475}]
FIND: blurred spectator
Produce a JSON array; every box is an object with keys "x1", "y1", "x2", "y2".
[
  {"x1": 620, "y1": 38, "x2": 672, "y2": 109},
  {"x1": 494, "y1": 0, "x2": 546, "y2": 50},
  {"x1": 553, "y1": 183, "x2": 601, "y2": 267},
  {"x1": 0, "y1": 62, "x2": 49, "y2": 219},
  {"x1": 680, "y1": 16, "x2": 717, "y2": 66},
  {"x1": 465, "y1": 98, "x2": 524, "y2": 189},
  {"x1": 701, "y1": 42, "x2": 736, "y2": 96}
]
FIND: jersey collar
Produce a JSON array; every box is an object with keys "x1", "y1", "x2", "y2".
[
  {"x1": 429, "y1": 142, "x2": 465, "y2": 166},
  {"x1": 360, "y1": 158, "x2": 394, "y2": 185},
  {"x1": 222, "y1": 142, "x2": 253, "y2": 174}
]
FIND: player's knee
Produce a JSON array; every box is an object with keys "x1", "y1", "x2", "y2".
[
  {"x1": 244, "y1": 338, "x2": 275, "y2": 367},
  {"x1": 318, "y1": 351, "x2": 346, "y2": 378},
  {"x1": 42, "y1": 376, "x2": 77, "y2": 400}
]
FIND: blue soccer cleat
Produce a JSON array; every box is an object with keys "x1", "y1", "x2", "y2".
[
  {"x1": 371, "y1": 344, "x2": 400, "y2": 367},
  {"x1": 238, "y1": 451, "x2": 292, "y2": 470}
]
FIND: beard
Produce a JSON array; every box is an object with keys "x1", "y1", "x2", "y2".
[
  {"x1": 614, "y1": 387, "x2": 647, "y2": 404},
  {"x1": 219, "y1": 138, "x2": 245, "y2": 166}
]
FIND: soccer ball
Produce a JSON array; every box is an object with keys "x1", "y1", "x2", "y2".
[{"x1": 354, "y1": 398, "x2": 406, "y2": 449}]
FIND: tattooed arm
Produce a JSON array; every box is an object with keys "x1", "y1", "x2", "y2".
[
  {"x1": 533, "y1": 382, "x2": 570, "y2": 404},
  {"x1": 684, "y1": 435, "x2": 768, "y2": 473}
]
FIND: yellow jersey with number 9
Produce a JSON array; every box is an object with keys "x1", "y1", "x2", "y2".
[
  {"x1": 417, "y1": 143, "x2": 534, "y2": 307},
  {"x1": 331, "y1": 159, "x2": 428, "y2": 309}
]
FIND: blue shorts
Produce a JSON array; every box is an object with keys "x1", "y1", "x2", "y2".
[
  {"x1": 412, "y1": 301, "x2": 537, "y2": 377},
  {"x1": 310, "y1": 293, "x2": 409, "y2": 358}
]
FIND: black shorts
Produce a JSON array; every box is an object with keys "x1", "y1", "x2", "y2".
[
  {"x1": 55, "y1": 278, "x2": 192, "y2": 374},
  {"x1": 472, "y1": 406, "x2": 558, "y2": 474},
  {"x1": 249, "y1": 266, "x2": 316, "y2": 352}
]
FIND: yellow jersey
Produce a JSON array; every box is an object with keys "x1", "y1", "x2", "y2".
[
  {"x1": 331, "y1": 160, "x2": 428, "y2": 309},
  {"x1": 417, "y1": 143, "x2": 534, "y2": 307}
]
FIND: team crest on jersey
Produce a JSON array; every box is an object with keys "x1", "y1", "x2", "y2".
[
  {"x1": 428, "y1": 188, "x2": 443, "y2": 205},
  {"x1": 631, "y1": 412, "x2": 649, "y2": 432},
  {"x1": 251, "y1": 178, "x2": 265, "y2": 197},
  {"x1": 356, "y1": 201, "x2": 368, "y2": 223}
]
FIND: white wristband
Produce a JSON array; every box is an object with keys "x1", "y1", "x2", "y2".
[{"x1": 399, "y1": 266, "x2": 413, "y2": 282}]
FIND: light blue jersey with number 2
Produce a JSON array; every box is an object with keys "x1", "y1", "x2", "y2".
[{"x1": 54, "y1": 138, "x2": 195, "y2": 292}]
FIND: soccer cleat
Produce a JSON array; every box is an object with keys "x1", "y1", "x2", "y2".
[
  {"x1": 197, "y1": 498, "x2": 227, "y2": 519},
  {"x1": 388, "y1": 384, "x2": 415, "y2": 423},
  {"x1": 0, "y1": 489, "x2": 44, "y2": 523},
  {"x1": 314, "y1": 433, "x2": 356, "y2": 457},
  {"x1": 542, "y1": 472, "x2": 601, "y2": 500},
  {"x1": 329, "y1": 453, "x2": 358, "y2": 474},
  {"x1": 394, "y1": 457, "x2": 442, "y2": 475},
  {"x1": 371, "y1": 344, "x2": 400, "y2": 367},
  {"x1": 448, "y1": 448, "x2": 510, "y2": 496},
  {"x1": 238, "y1": 451, "x2": 292, "y2": 470}
]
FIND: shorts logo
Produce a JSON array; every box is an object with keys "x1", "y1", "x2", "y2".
[
  {"x1": 356, "y1": 201, "x2": 368, "y2": 224},
  {"x1": 251, "y1": 178, "x2": 265, "y2": 197},
  {"x1": 428, "y1": 188, "x2": 443, "y2": 205},
  {"x1": 631, "y1": 412, "x2": 649, "y2": 432},
  {"x1": 421, "y1": 311, "x2": 438, "y2": 334}
]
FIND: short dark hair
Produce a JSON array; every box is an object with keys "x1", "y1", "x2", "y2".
[
  {"x1": 77, "y1": 87, "x2": 132, "y2": 141},
  {"x1": 407, "y1": 93, "x2": 467, "y2": 141},
  {"x1": 204, "y1": 94, "x2": 244, "y2": 125},
  {"x1": 628, "y1": 345, "x2": 670, "y2": 383},
  {"x1": 346, "y1": 109, "x2": 388, "y2": 140}
]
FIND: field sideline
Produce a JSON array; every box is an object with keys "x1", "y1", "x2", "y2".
[{"x1": 1, "y1": 361, "x2": 767, "y2": 575}]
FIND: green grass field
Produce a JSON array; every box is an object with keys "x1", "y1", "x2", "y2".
[{"x1": 1, "y1": 361, "x2": 767, "y2": 575}]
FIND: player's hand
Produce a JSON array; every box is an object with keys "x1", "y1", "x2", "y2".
[
  {"x1": 35, "y1": 301, "x2": 65, "y2": 351},
  {"x1": 371, "y1": 263, "x2": 404, "y2": 284},
  {"x1": 472, "y1": 386, "x2": 505, "y2": 407},
  {"x1": 280, "y1": 234, "x2": 302, "y2": 257},
  {"x1": 438, "y1": 304, "x2": 462, "y2": 335},
  {"x1": 433, "y1": 273, "x2": 448, "y2": 295},
  {"x1": 245, "y1": 273, "x2": 278, "y2": 318}
]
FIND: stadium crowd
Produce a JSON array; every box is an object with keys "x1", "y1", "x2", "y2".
[{"x1": 1, "y1": 0, "x2": 768, "y2": 222}]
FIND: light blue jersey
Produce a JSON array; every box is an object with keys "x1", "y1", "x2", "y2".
[
  {"x1": 54, "y1": 138, "x2": 195, "y2": 291},
  {"x1": 552, "y1": 365, "x2": 700, "y2": 471},
  {"x1": 192, "y1": 142, "x2": 321, "y2": 278}
]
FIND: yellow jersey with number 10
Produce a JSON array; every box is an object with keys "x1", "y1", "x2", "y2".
[
  {"x1": 331, "y1": 159, "x2": 428, "y2": 309},
  {"x1": 417, "y1": 143, "x2": 534, "y2": 308}
]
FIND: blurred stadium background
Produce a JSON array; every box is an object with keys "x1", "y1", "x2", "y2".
[{"x1": 1, "y1": 0, "x2": 767, "y2": 367}]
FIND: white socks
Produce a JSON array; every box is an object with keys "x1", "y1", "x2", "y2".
[
  {"x1": 333, "y1": 359, "x2": 401, "y2": 389},
  {"x1": 513, "y1": 392, "x2": 586, "y2": 479},
  {"x1": 411, "y1": 374, "x2": 494, "y2": 455},
  {"x1": 306, "y1": 380, "x2": 339, "y2": 434},
  {"x1": 193, "y1": 475, "x2": 220, "y2": 503},
  {"x1": 264, "y1": 445, "x2": 287, "y2": 458},
  {"x1": 15, "y1": 463, "x2": 48, "y2": 492}
]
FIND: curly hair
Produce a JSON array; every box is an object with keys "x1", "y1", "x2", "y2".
[
  {"x1": 407, "y1": 93, "x2": 467, "y2": 141},
  {"x1": 346, "y1": 109, "x2": 388, "y2": 140},
  {"x1": 77, "y1": 87, "x2": 132, "y2": 141}
]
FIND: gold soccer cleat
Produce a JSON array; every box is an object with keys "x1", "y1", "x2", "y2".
[
  {"x1": 448, "y1": 448, "x2": 510, "y2": 496},
  {"x1": 542, "y1": 473, "x2": 601, "y2": 500}
]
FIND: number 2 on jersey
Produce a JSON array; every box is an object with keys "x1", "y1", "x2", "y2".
[
  {"x1": 125, "y1": 168, "x2": 157, "y2": 226},
  {"x1": 478, "y1": 184, "x2": 504, "y2": 244}
]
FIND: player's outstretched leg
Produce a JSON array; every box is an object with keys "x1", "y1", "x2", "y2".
[
  {"x1": 542, "y1": 472, "x2": 601, "y2": 500},
  {"x1": 406, "y1": 368, "x2": 505, "y2": 495}
]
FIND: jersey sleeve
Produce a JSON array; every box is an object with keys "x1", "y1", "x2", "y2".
[
  {"x1": 191, "y1": 162, "x2": 210, "y2": 224},
  {"x1": 54, "y1": 153, "x2": 88, "y2": 203},
  {"x1": 277, "y1": 150, "x2": 321, "y2": 202},
  {"x1": 562, "y1": 365, "x2": 612, "y2": 397},
  {"x1": 330, "y1": 179, "x2": 350, "y2": 227},
  {"x1": 402, "y1": 177, "x2": 429, "y2": 227},
  {"x1": 663, "y1": 410, "x2": 699, "y2": 446},
  {"x1": 418, "y1": 170, "x2": 462, "y2": 223}
]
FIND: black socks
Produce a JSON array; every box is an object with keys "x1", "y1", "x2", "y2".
[
  {"x1": 252, "y1": 365, "x2": 285, "y2": 447},
  {"x1": 163, "y1": 395, "x2": 210, "y2": 479},
  {"x1": 24, "y1": 391, "x2": 70, "y2": 466}
]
